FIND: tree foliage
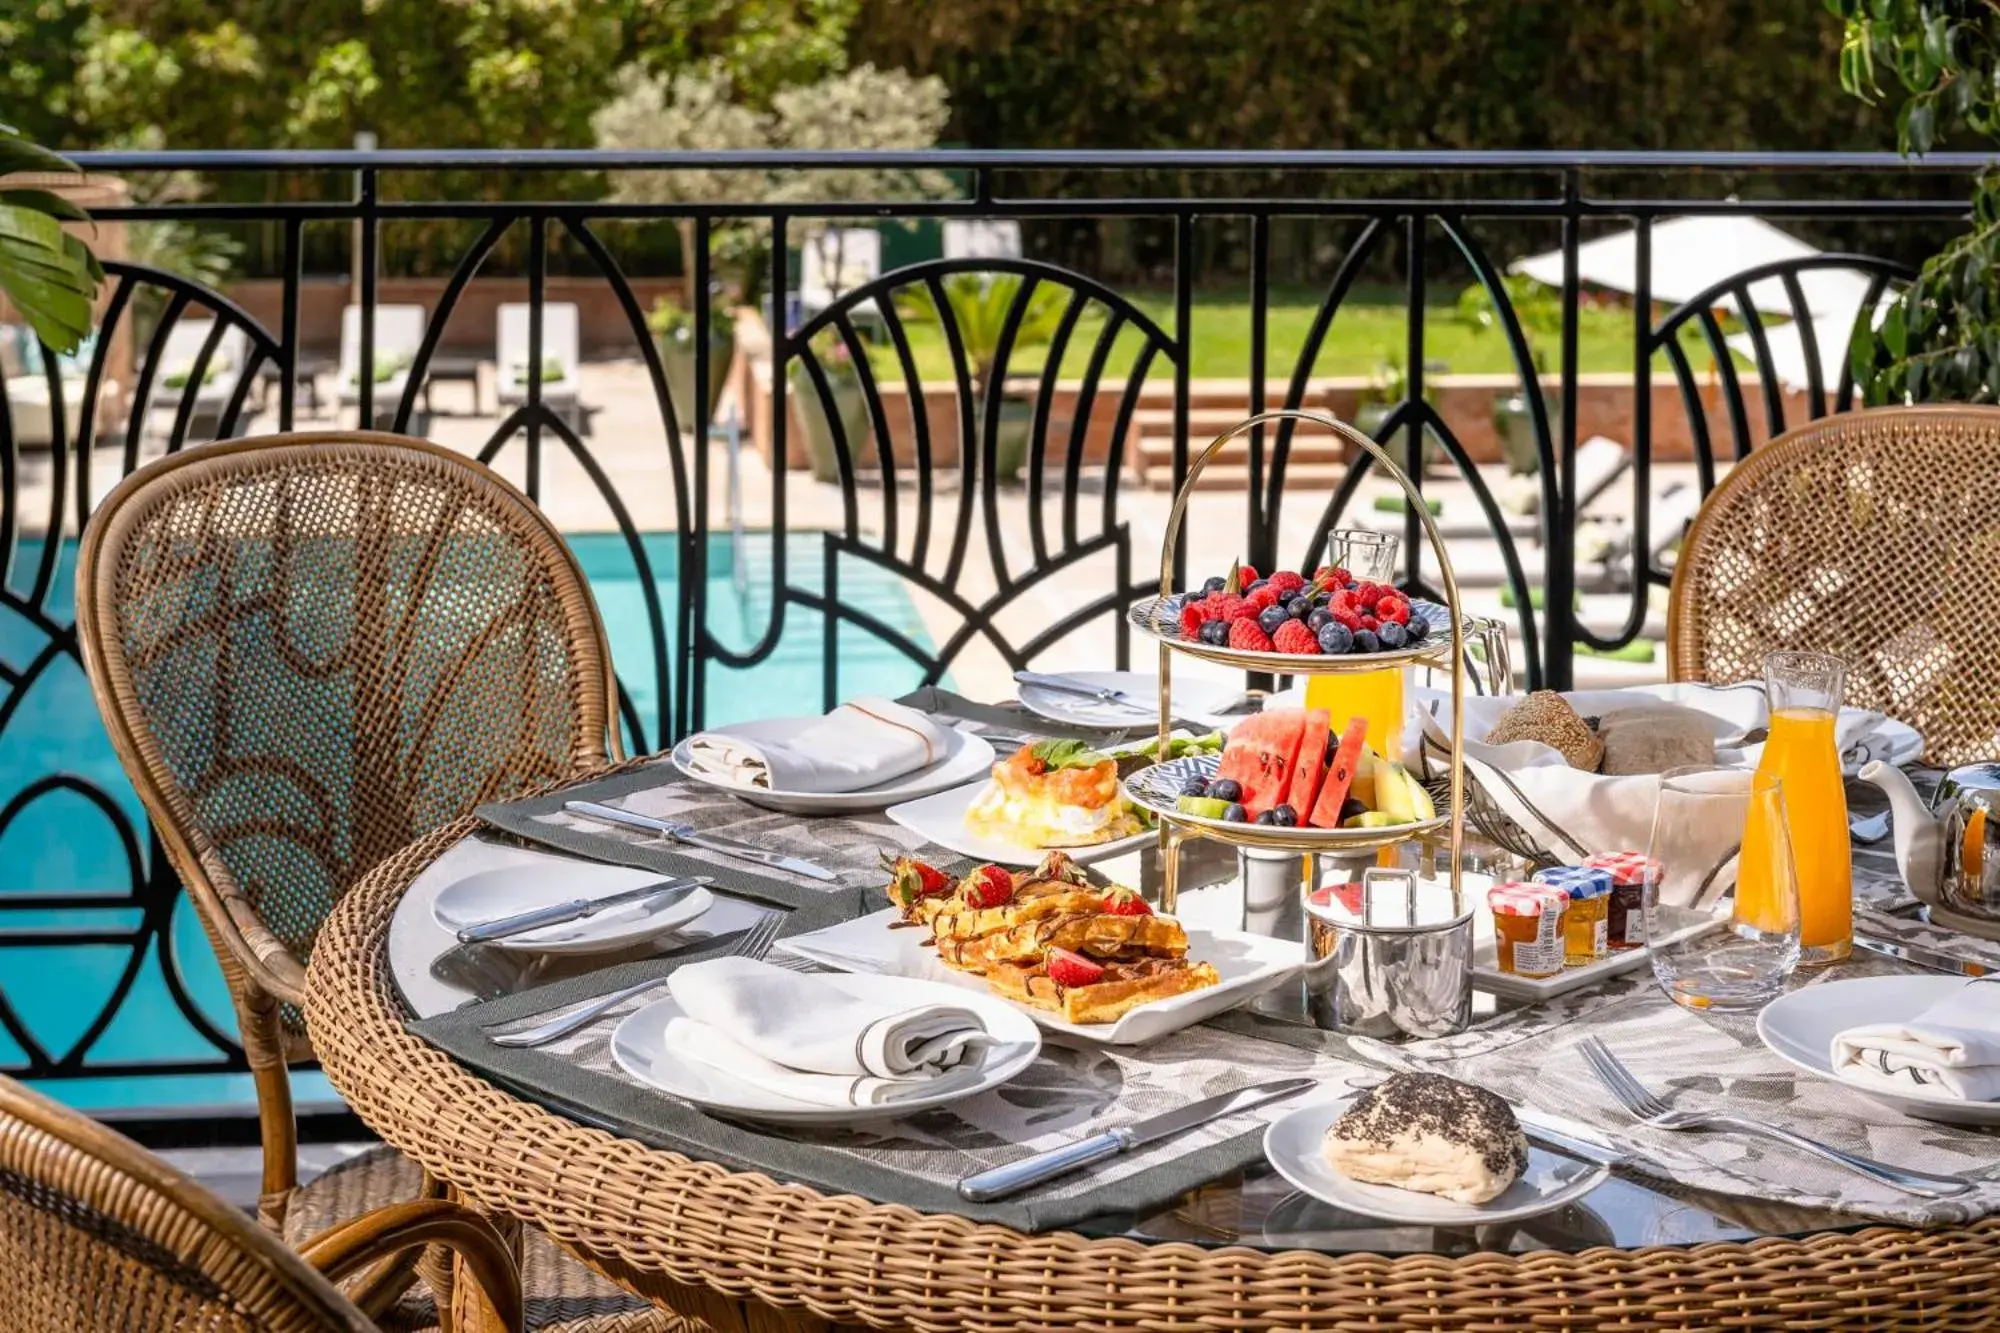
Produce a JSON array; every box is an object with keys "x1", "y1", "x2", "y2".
[{"x1": 1829, "y1": 0, "x2": 2000, "y2": 404}]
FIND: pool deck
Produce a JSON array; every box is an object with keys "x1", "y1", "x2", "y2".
[{"x1": 55, "y1": 357, "x2": 1687, "y2": 703}]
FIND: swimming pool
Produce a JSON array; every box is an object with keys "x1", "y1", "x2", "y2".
[{"x1": 0, "y1": 530, "x2": 939, "y2": 1116}]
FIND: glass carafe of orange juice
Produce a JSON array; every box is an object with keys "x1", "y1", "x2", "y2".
[
  {"x1": 1303, "y1": 530, "x2": 1405, "y2": 758},
  {"x1": 1738, "y1": 651, "x2": 1851, "y2": 964}
]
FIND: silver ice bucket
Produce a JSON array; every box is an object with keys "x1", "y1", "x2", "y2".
[{"x1": 1303, "y1": 866, "x2": 1473, "y2": 1040}]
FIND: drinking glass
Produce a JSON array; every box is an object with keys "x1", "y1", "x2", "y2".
[
  {"x1": 1304, "y1": 530, "x2": 1404, "y2": 756},
  {"x1": 1747, "y1": 650, "x2": 1851, "y2": 964},
  {"x1": 1646, "y1": 766, "x2": 1801, "y2": 1010}
]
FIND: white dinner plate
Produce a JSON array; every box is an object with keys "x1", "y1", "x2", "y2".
[
  {"x1": 1756, "y1": 975, "x2": 2000, "y2": 1127},
  {"x1": 432, "y1": 865, "x2": 714, "y2": 956},
  {"x1": 1264, "y1": 1097, "x2": 1609, "y2": 1225},
  {"x1": 609, "y1": 976, "x2": 1041, "y2": 1126},
  {"x1": 669, "y1": 718, "x2": 994, "y2": 815},
  {"x1": 775, "y1": 907, "x2": 1301, "y2": 1045},
  {"x1": 1017, "y1": 671, "x2": 1244, "y2": 732},
  {"x1": 884, "y1": 780, "x2": 1154, "y2": 868}
]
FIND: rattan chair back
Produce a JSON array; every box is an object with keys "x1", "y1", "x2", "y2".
[
  {"x1": 77, "y1": 431, "x2": 617, "y2": 1068},
  {"x1": 1669, "y1": 404, "x2": 2000, "y2": 766},
  {"x1": 0, "y1": 1072, "x2": 377, "y2": 1332}
]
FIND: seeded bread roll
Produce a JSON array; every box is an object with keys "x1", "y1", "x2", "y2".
[
  {"x1": 1483, "y1": 691, "x2": 1604, "y2": 771},
  {"x1": 1597, "y1": 705, "x2": 1717, "y2": 775},
  {"x1": 1322, "y1": 1072, "x2": 1528, "y2": 1204}
]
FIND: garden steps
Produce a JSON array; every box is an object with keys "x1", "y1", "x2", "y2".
[{"x1": 1129, "y1": 405, "x2": 1352, "y2": 490}]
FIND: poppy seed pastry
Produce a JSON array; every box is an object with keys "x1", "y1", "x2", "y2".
[
  {"x1": 1322, "y1": 1072, "x2": 1528, "y2": 1204},
  {"x1": 1483, "y1": 691, "x2": 1603, "y2": 772}
]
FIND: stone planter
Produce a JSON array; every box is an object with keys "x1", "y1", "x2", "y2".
[
  {"x1": 978, "y1": 393, "x2": 1034, "y2": 482},
  {"x1": 1492, "y1": 388, "x2": 1562, "y2": 475},
  {"x1": 790, "y1": 363, "x2": 873, "y2": 483},
  {"x1": 659, "y1": 327, "x2": 736, "y2": 434}
]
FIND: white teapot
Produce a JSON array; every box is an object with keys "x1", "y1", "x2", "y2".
[{"x1": 1859, "y1": 761, "x2": 2000, "y2": 939}]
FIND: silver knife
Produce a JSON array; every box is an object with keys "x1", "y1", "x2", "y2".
[
  {"x1": 1512, "y1": 1105, "x2": 1630, "y2": 1167},
  {"x1": 956, "y1": 1076, "x2": 1315, "y2": 1202},
  {"x1": 1013, "y1": 671, "x2": 1135, "y2": 708},
  {"x1": 453, "y1": 875, "x2": 711, "y2": 945},
  {"x1": 1854, "y1": 933, "x2": 1995, "y2": 978},
  {"x1": 563, "y1": 801, "x2": 840, "y2": 882}
]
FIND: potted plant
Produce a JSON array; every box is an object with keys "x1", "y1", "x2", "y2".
[
  {"x1": 648, "y1": 293, "x2": 736, "y2": 435},
  {"x1": 899, "y1": 273, "x2": 1066, "y2": 480},
  {"x1": 1456, "y1": 273, "x2": 1562, "y2": 475},
  {"x1": 788, "y1": 334, "x2": 872, "y2": 483},
  {"x1": 1351, "y1": 356, "x2": 1446, "y2": 474}
]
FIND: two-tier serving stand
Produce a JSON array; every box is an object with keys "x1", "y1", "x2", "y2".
[{"x1": 1126, "y1": 409, "x2": 1472, "y2": 917}]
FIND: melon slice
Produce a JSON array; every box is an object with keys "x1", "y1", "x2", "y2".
[
  {"x1": 1215, "y1": 709, "x2": 1307, "y2": 818},
  {"x1": 1309, "y1": 717, "x2": 1372, "y2": 829},
  {"x1": 1284, "y1": 708, "x2": 1331, "y2": 818}
]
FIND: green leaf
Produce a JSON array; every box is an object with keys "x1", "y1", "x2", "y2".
[
  {"x1": 0, "y1": 190, "x2": 88, "y2": 223},
  {"x1": 1881, "y1": 300, "x2": 1908, "y2": 358},
  {"x1": 1026, "y1": 738, "x2": 1107, "y2": 771},
  {"x1": 1905, "y1": 97, "x2": 1937, "y2": 153}
]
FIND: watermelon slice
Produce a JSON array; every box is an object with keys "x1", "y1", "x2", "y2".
[
  {"x1": 1309, "y1": 717, "x2": 1372, "y2": 829},
  {"x1": 1284, "y1": 708, "x2": 1331, "y2": 818},
  {"x1": 1214, "y1": 710, "x2": 1307, "y2": 818}
]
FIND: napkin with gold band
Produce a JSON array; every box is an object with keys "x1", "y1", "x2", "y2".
[{"x1": 683, "y1": 696, "x2": 948, "y2": 793}]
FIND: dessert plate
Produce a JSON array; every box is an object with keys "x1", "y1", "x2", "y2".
[
  {"x1": 884, "y1": 781, "x2": 1153, "y2": 868},
  {"x1": 432, "y1": 865, "x2": 714, "y2": 956},
  {"x1": 610, "y1": 976, "x2": 1041, "y2": 1127},
  {"x1": 1016, "y1": 671, "x2": 1245, "y2": 732},
  {"x1": 1124, "y1": 753, "x2": 1449, "y2": 849},
  {"x1": 1263, "y1": 1097, "x2": 1609, "y2": 1226},
  {"x1": 669, "y1": 718, "x2": 994, "y2": 815},
  {"x1": 1757, "y1": 975, "x2": 2000, "y2": 1128},
  {"x1": 775, "y1": 908, "x2": 1301, "y2": 1045}
]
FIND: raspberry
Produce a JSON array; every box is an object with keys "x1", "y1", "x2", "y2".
[
  {"x1": 1236, "y1": 563, "x2": 1260, "y2": 587},
  {"x1": 1245, "y1": 586, "x2": 1281, "y2": 613},
  {"x1": 1375, "y1": 594, "x2": 1411, "y2": 625},
  {"x1": 1266, "y1": 570, "x2": 1306, "y2": 596},
  {"x1": 1361, "y1": 614, "x2": 1380, "y2": 632},
  {"x1": 1331, "y1": 605, "x2": 1363, "y2": 631},
  {"x1": 1328, "y1": 565, "x2": 1350, "y2": 587},
  {"x1": 1179, "y1": 599, "x2": 1208, "y2": 637},
  {"x1": 1102, "y1": 887, "x2": 1152, "y2": 916},
  {"x1": 960, "y1": 864, "x2": 1014, "y2": 909},
  {"x1": 1045, "y1": 947, "x2": 1105, "y2": 988},
  {"x1": 1207, "y1": 593, "x2": 1248, "y2": 622},
  {"x1": 1354, "y1": 582, "x2": 1382, "y2": 609},
  {"x1": 1272, "y1": 619, "x2": 1321, "y2": 654},
  {"x1": 1227, "y1": 618, "x2": 1275, "y2": 652}
]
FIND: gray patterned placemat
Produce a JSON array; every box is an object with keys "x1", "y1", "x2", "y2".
[{"x1": 413, "y1": 971, "x2": 1370, "y2": 1233}]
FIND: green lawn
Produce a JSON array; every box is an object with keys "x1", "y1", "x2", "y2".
[{"x1": 846, "y1": 284, "x2": 1738, "y2": 383}]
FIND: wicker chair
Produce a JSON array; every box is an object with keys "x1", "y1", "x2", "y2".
[
  {"x1": 75, "y1": 433, "x2": 674, "y2": 1330},
  {"x1": 1669, "y1": 404, "x2": 2000, "y2": 766},
  {"x1": 0, "y1": 1069, "x2": 521, "y2": 1332}
]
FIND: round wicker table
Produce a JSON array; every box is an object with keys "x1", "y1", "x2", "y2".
[{"x1": 305, "y1": 805, "x2": 2000, "y2": 1333}]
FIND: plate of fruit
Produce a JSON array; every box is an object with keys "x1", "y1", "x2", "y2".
[
  {"x1": 1122, "y1": 709, "x2": 1448, "y2": 848},
  {"x1": 1129, "y1": 560, "x2": 1452, "y2": 673}
]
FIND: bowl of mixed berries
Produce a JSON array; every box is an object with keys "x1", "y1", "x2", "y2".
[{"x1": 1161, "y1": 561, "x2": 1441, "y2": 661}]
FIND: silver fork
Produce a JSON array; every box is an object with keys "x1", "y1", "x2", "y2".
[
  {"x1": 487, "y1": 914, "x2": 783, "y2": 1049},
  {"x1": 1577, "y1": 1036, "x2": 1972, "y2": 1198}
]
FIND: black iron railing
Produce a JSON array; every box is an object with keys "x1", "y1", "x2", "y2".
[{"x1": 0, "y1": 148, "x2": 1975, "y2": 1105}]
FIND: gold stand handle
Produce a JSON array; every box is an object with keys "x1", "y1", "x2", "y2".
[{"x1": 1152, "y1": 410, "x2": 1467, "y2": 916}]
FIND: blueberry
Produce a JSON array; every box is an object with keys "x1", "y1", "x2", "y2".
[
  {"x1": 1255, "y1": 809, "x2": 1280, "y2": 825},
  {"x1": 1317, "y1": 623, "x2": 1353, "y2": 654},
  {"x1": 1339, "y1": 797, "x2": 1368, "y2": 822},
  {"x1": 1378, "y1": 620, "x2": 1407, "y2": 649},
  {"x1": 1181, "y1": 776, "x2": 1210, "y2": 797},
  {"x1": 1353, "y1": 628, "x2": 1380, "y2": 653},
  {"x1": 1306, "y1": 608, "x2": 1333, "y2": 631},
  {"x1": 1270, "y1": 803, "x2": 1298, "y2": 826},
  {"x1": 1284, "y1": 595, "x2": 1312, "y2": 619},
  {"x1": 1208, "y1": 777, "x2": 1242, "y2": 803},
  {"x1": 1246, "y1": 578, "x2": 1268, "y2": 593},
  {"x1": 1201, "y1": 575, "x2": 1227, "y2": 595},
  {"x1": 1257, "y1": 605, "x2": 1289, "y2": 636},
  {"x1": 1405, "y1": 615, "x2": 1430, "y2": 641},
  {"x1": 1222, "y1": 802, "x2": 1248, "y2": 822},
  {"x1": 1198, "y1": 619, "x2": 1229, "y2": 646}
]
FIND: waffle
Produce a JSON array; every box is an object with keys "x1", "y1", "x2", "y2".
[
  {"x1": 985, "y1": 955, "x2": 1223, "y2": 1024},
  {"x1": 928, "y1": 882, "x2": 1110, "y2": 946}
]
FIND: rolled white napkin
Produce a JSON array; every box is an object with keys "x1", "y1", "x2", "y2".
[
  {"x1": 666, "y1": 957, "x2": 993, "y2": 1080},
  {"x1": 683, "y1": 697, "x2": 948, "y2": 793},
  {"x1": 1830, "y1": 980, "x2": 2000, "y2": 1102},
  {"x1": 661, "y1": 1017, "x2": 985, "y2": 1107}
]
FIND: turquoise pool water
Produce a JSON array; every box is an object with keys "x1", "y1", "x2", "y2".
[{"x1": 0, "y1": 531, "x2": 938, "y2": 1115}]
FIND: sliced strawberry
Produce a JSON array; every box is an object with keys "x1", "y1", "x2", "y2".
[
  {"x1": 881, "y1": 853, "x2": 951, "y2": 910},
  {"x1": 1046, "y1": 947, "x2": 1105, "y2": 987},
  {"x1": 1102, "y1": 887, "x2": 1152, "y2": 916},
  {"x1": 960, "y1": 864, "x2": 1014, "y2": 909}
]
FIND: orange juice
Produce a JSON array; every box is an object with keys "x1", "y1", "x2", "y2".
[
  {"x1": 1304, "y1": 668, "x2": 1403, "y2": 759},
  {"x1": 1739, "y1": 707, "x2": 1850, "y2": 959}
]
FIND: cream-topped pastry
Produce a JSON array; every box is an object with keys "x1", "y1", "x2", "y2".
[{"x1": 1322, "y1": 1072, "x2": 1528, "y2": 1204}]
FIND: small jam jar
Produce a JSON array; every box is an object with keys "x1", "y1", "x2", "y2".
[
  {"x1": 1534, "y1": 865, "x2": 1613, "y2": 965},
  {"x1": 1584, "y1": 852, "x2": 1662, "y2": 949},
  {"x1": 1487, "y1": 881, "x2": 1568, "y2": 978}
]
